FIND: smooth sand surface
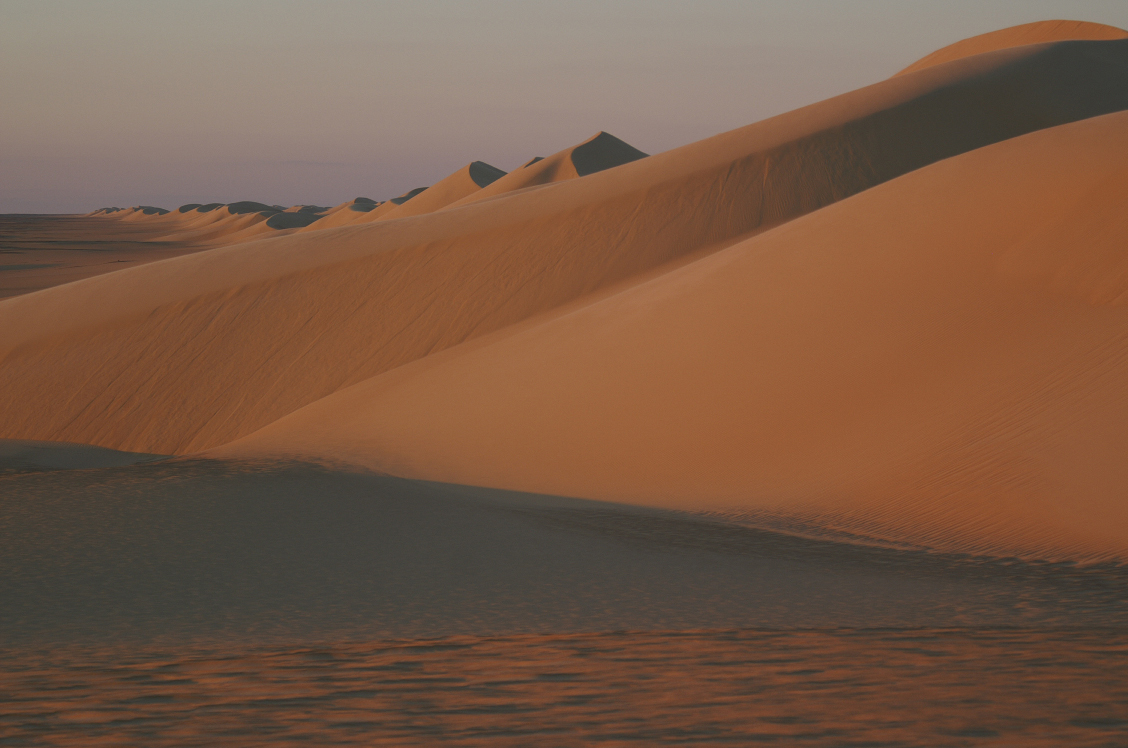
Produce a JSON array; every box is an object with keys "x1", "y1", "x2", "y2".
[
  {"x1": 224, "y1": 112, "x2": 1128, "y2": 563},
  {"x1": 0, "y1": 215, "x2": 209, "y2": 298},
  {"x1": 898, "y1": 20, "x2": 1128, "y2": 75},
  {"x1": 2, "y1": 25, "x2": 1127, "y2": 573},
  {"x1": 2, "y1": 38, "x2": 1125, "y2": 461},
  {"x1": 5, "y1": 24, "x2": 1128, "y2": 747},
  {"x1": 376, "y1": 161, "x2": 506, "y2": 221},
  {"x1": 3, "y1": 458, "x2": 1123, "y2": 647}
]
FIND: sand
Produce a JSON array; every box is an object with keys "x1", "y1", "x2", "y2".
[
  {"x1": 0, "y1": 215, "x2": 209, "y2": 298},
  {"x1": 6, "y1": 629, "x2": 1124, "y2": 747},
  {"x1": 444, "y1": 131, "x2": 648, "y2": 209},
  {"x1": 376, "y1": 161, "x2": 506, "y2": 220},
  {"x1": 897, "y1": 19, "x2": 1128, "y2": 75},
  {"x1": 2, "y1": 37, "x2": 1125, "y2": 464},
  {"x1": 225, "y1": 111, "x2": 1128, "y2": 563},
  {"x1": 1, "y1": 23, "x2": 1127, "y2": 574}
]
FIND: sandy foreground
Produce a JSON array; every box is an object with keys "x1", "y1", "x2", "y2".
[{"x1": 2, "y1": 20, "x2": 1128, "y2": 745}]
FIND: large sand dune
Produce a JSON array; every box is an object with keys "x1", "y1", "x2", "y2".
[
  {"x1": 897, "y1": 20, "x2": 1128, "y2": 76},
  {"x1": 2, "y1": 36, "x2": 1125, "y2": 460},
  {"x1": 225, "y1": 112, "x2": 1128, "y2": 562}
]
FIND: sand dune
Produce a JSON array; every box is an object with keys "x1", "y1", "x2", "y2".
[
  {"x1": 376, "y1": 161, "x2": 506, "y2": 220},
  {"x1": 898, "y1": 20, "x2": 1128, "y2": 76},
  {"x1": 1, "y1": 36, "x2": 1126, "y2": 459},
  {"x1": 151, "y1": 209, "x2": 271, "y2": 244},
  {"x1": 226, "y1": 112, "x2": 1128, "y2": 562},
  {"x1": 445, "y1": 131, "x2": 647, "y2": 209},
  {"x1": 302, "y1": 197, "x2": 385, "y2": 230},
  {"x1": 323, "y1": 188, "x2": 426, "y2": 227},
  {"x1": 264, "y1": 211, "x2": 322, "y2": 229}
]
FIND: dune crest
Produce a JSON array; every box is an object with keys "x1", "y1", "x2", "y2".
[
  {"x1": 444, "y1": 131, "x2": 648, "y2": 209},
  {"x1": 897, "y1": 19, "x2": 1127, "y2": 75},
  {"x1": 224, "y1": 112, "x2": 1128, "y2": 563},
  {"x1": 377, "y1": 161, "x2": 507, "y2": 221},
  {"x1": 2, "y1": 31, "x2": 1127, "y2": 470}
]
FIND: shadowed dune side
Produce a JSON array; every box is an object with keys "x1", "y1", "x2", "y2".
[
  {"x1": 264, "y1": 211, "x2": 322, "y2": 230},
  {"x1": 225, "y1": 201, "x2": 275, "y2": 215},
  {"x1": 446, "y1": 131, "x2": 647, "y2": 209},
  {"x1": 897, "y1": 20, "x2": 1127, "y2": 75},
  {"x1": 571, "y1": 131, "x2": 650, "y2": 175},
  {"x1": 0, "y1": 439, "x2": 163, "y2": 473},
  {"x1": 6, "y1": 459, "x2": 1125, "y2": 647},
  {"x1": 2, "y1": 38, "x2": 1128, "y2": 456},
  {"x1": 224, "y1": 113, "x2": 1128, "y2": 563},
  {"x1": 376, "y1": 161, "x2": 507, "y2": 221},
  {"x1": 325, "y1": 188, "x2": 427, "y2": 227},
  {"x1": 300, "y1": 198, "x2": 382, "y2": 230}
]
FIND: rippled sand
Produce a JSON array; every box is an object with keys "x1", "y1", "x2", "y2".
[{"x1": 4, "y1": 629, "x2": 1126, "y2": 746}]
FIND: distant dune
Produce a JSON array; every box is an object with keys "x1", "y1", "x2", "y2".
[
  {"x1": 377, "y1": 161, "x2": 507, "y2": 220},
  {"x1": 3, "y1": 23, "x2": 1128, "y2": 565},
  {"x1": 445, "y1": 131, "x2": 648, "y2": 209}
]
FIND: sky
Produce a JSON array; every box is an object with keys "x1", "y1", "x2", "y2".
[{"x1": 2, "y1": 0, "x2": 1126, "y2": 213}]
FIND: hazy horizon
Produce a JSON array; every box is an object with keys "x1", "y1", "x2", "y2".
[{"x1": 3, "y1": 0, "x2": 1127, "y2": 213}]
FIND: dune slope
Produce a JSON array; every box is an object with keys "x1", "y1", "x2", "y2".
[
  {"x1": 226, "y1": 112, "x2": 1128, "y2": 562},
  {"x1": 898, "y1": 20, "x2": 1128, "y2": 76},
  {"x1": 378, "y1": 161, "x2": 506, "y2": 220},
  {"x1": 445, "y1": 131, "x2": 648, "y2": 209},
  {"x1": 1, "y1": 38, "x2": 1127, "y2": 455}
]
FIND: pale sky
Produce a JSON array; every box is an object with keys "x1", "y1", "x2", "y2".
[{"x1": 2, "y1": 0, "x2": 1126, "y2": 213}]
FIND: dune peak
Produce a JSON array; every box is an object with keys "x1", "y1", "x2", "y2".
[{"x1": 897, "y1": 19, "x2": 1128, "y2": 76}]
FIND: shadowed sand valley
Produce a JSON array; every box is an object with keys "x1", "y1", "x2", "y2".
[{"x1": 3, "y1": 19, "x2": 1128, "y2": 747}]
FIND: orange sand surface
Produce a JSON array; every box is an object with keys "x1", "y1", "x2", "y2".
[
  {"x1": 4, "y1": 629, "x2": 1126, "y2": 747},
  {"x1": 898, "y1": 19, "x2": 1128, "y2": 75},
  {"x1": 0, "y1": 216, "x2": 207, "y2": 299},
  {"x1": 4, "y1": 25, "x2": 1128, "y2": 746},
  {"x1": 2, "y1": 24, "x2": 1128, "y2": 569},
  {"x1": 226, "y1": 111, "x2": 1128, "y2": 563}
]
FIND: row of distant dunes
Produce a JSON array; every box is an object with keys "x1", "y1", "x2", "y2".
[
  {"x1": 6, "y1": 20, "x2": 1128, "y2": 564},
  {"x1": 86, "y1": 131, "x2": 650, "y2": 243}
]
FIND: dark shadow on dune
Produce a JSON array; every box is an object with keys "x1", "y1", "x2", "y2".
[
  {"x1": 176, "y1": 203, "x2": 202, "y2": 213},
  {"x1": 225, "y1": 201, "x2": 275, "y2": 215},
  {"x1": 0, "y1": 439, "x2": 165, "y2": 474},
  {"x1": 389, "y1": 187, "x2": 427, "y2": 205},
  {"x1": 1, "y1": 459, "x2": 1124, "y2": 647},
  {"x1": 265, "y1": 212, "x2": 322, "y2": 229},
  {"x1": 468, "y1": 160, "x2": 507, "y2": 188},
  {"x1": 570, "y1": 131, "x2": 648, "y2": 176},
  {"x1": 137, "y1": 205, "x2": 169, "y2": 215},
  {"x1": 196, "y1": 202, "x2": 224, "y2": 213}
]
